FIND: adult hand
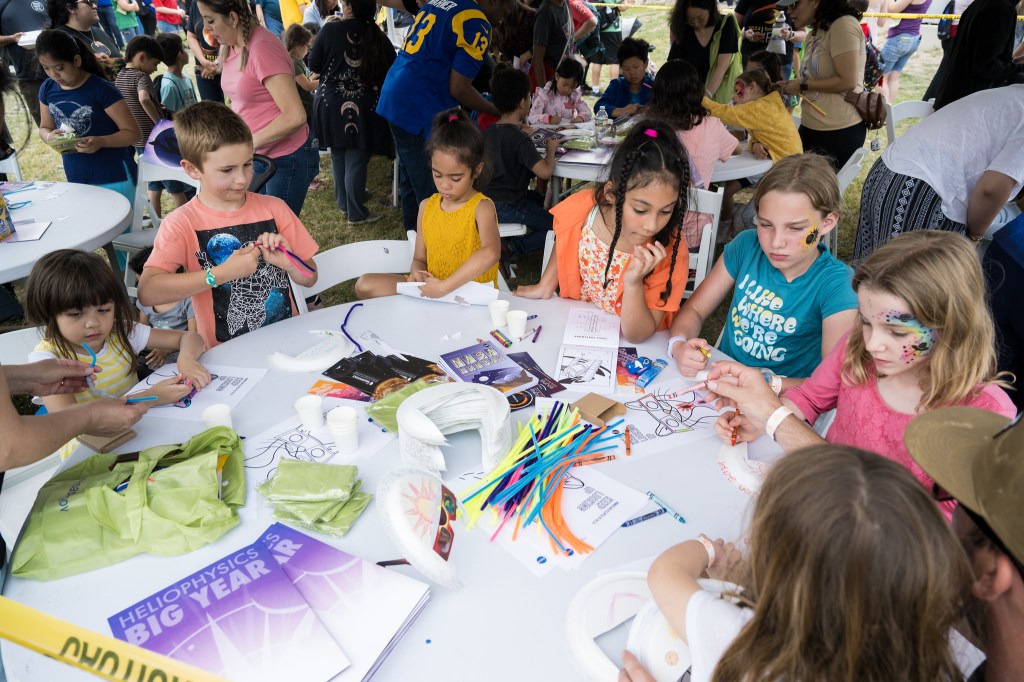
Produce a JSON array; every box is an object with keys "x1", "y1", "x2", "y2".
[
  {"x1": 200, "y1": 60, "x2": 217, "y2": 79},
  {"x1": 744, "y1": 29, "x2": 765, "y2": 42},
  {"x1": 618, "y1": 651, "x2": 657, "y2": 682},
  {"x1": 83, "y1": 398, "x2": 150, "y2": 436},
  {"x1": 672, "y1": 338, "x2": 712, "y2": 377},
  {"x1": 10, "y1": 358, "x2": 97, "y2": 396},
  {"x1": 705, "y1": 361, "x2": 784, "y2": 434},
  {"x1": 623, "y1": 241, "x2": 666, "y2": 285}
]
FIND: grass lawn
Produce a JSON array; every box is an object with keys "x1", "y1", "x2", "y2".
[{"x1": 1, "y1": 15, "x2": 942, "y2": 335}]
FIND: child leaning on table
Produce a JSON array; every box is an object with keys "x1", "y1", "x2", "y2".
[
  {"x1": 355, "y1": 109, "x2": 501, "y2": 300},
  {"x1": 136, "y1": 101, "x2": 319, "y2": 349},
  {"x1": 594, "y1": 37, "x2": 655, "y2": 119},
  {"x1": 528, "y1": 58, "x2": 592, "y2": 125},
  {"x1": 515, "y1": 120, "x2": 690, "y2": 344},
  {"x1": 24, "y1": 250, "x2": 210, "y2": 458},
  {"x1": 669, "y1": 154, "x2": 858, "y2": 390}
]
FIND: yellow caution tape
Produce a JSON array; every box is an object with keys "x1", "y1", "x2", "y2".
[{"x1": 0, "y1": 596, "x2": 227, "y2": 682}]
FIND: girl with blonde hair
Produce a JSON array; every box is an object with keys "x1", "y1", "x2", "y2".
[
  {"x1": 622, "y1": 444, "x2": 975, "y2": 682},
  {"x1": 715, "y1": 230, "x2": 1016, "y2": 516}
]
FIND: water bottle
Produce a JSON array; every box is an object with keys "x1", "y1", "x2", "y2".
[
  {"x1": 595, "y1": 106, "x2": 609, "y2": 138},
  {"x1": 768, "y1": 11, "x2": 787, "y2": 55}
]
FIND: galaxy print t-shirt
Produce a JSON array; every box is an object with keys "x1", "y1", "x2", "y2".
[{"x1": 146, "y1": 193, "x2": 318, "y2": 349}]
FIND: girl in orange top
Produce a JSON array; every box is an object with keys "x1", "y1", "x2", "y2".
[{"x1": 516, "y1": 120, "x2": 691, "y2": 343}]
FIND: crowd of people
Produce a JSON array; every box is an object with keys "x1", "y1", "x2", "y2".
[{"x1": 0, "y1": 0, "x2": 1022, "y2": 679}]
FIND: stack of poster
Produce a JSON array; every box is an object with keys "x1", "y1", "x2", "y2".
[{"x1": 109, "y1": 524, "x2": 430, "y2": 681}]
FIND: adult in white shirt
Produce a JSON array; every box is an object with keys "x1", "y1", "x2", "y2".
[
  {"x1": 619, "y1": 444, "x2": 975, "y2": 682},
  {"x1": 854, "y1": 84, "x2": 1024, "y2": 259}
]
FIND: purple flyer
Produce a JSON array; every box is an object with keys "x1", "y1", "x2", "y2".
[{"x1": 108, "y1": 540, "x2": 349, "y2": 681}]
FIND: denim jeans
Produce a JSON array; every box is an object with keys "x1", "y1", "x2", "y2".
[
  {"x1": 260, "y1": 130, "x2": 320, "y2": 217},
  {"x1": 195, "y1": 72, "x2": 224, "y2": 103},
  {"x1": 331, "y1": 147, "x2": 371, "y2": 222},
  {"x1": 390, "y1": 122, "x2": 435, "y2": 234},
  {"x1": 120, "y1": 25, "x2": 141, "y2": 46},
  {"x1": 97, "y1": 5, "x2": 124, "y2": 48},
  {"x1": 495, "y1": 191, "x2": 553, "y2": 255},
  {"x1": 156, "y1": 20, "x2": 181, "y2": 34},
  {"x1": 880, "y1": 33, "x2": 922, "y2": 74}
]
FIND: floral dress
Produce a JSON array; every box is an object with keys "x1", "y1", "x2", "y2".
[{"x1": 578, "y1": 207, "x2": 630, "y2": 314}]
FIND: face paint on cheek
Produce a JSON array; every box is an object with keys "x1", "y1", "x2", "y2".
[
  {"x1": 802, "y1": 224, "x2": 820, "y2": 249},
  {"x1": 878, "y1": 309, "x2": 937, "y2": 363},
  {"x1": 734, "y1": 82, "x2": 746, "y2": 100}
]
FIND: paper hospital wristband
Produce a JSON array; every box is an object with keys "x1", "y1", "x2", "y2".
[
  {"x1": 765, "y1": 406, "x2": 794, "y2": 441},
  {"x1": 666, "y1": 335, "x2": 687, "y2": 358},
  {"x1": 697, "y1": 534, "x2": 716, "y2": 568}
]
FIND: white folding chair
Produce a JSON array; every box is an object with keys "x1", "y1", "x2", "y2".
[
  {"x1": 541, "y1": 230, "x2": 555, "y2": 274},
  {"x1": 0, "y1": 152, "x2": 24, "y2": 181},
  {"x1": 0, "y1": 326, "x2": 43, "y2": 366},
  {"x1": 295, "y1": 239, "x2": 414, "y2": 313},
  {"x1": 825, "y1": 148, "x2": 869, "y2": 254},
  {"x1": 404, "y1": 229, "x2": 513, "y2": 292},
  {"x1": 684, "y1": 186, "x2": 725, "y2": 299},
  {"x1": 884, "y1": 99, "x2": 934, "y2": 148}
]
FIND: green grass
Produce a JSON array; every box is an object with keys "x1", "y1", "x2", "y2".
[{"x1": 1, "y1": 19, "x2": 942, "y2": 319}]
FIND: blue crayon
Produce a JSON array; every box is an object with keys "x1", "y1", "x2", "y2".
[{"x1": 621, "y1": 507, "x2": 667, "y2": 527}]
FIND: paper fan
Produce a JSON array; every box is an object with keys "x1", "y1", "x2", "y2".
[
  {"x1": 396, "y1": 382, "x2": 511, "y2": 472},
  {"x1": 376, "y1": 468, "x2": 462, "y2": 589},
  {"x1": 565, "y1": 571, "x2": 652, "y2": 681}
]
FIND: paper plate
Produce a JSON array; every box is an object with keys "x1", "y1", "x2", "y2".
[
  {"x1": 267, "y1": 331, "x2": 355, "y2": 373},
  {"x1": 376, "y1": 468, "x2": 462, "y2": 589},
  {"x1": 717, "y1": 441, "x2": 768, "y2": 495},
  {"x1": 625, "y1": 579, "x2": 742, "y2": 682},
  {"x1": 565, "y1": 571, "x2": 652, "y2": 682}
]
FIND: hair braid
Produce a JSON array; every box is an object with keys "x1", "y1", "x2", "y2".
[
  {"x1": 604, "y1": 150, "x2": 638, "y2": 288},
  {"x1": 659, "y1": 158, "x2": 691, "y2": 304}
]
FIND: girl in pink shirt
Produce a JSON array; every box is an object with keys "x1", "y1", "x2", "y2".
[
  {"x1": 714, "y1": 230, "x2": 1016, "y2": 515},
  {"x1": 527, "y1": 59, "x2": 593, "y2": 125}
]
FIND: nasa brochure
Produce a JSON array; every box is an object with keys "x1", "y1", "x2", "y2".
[
  {"x1": 260, "y1": 523, "x2": 431, "y2": 682},
  {"x1": 437, "y1": 340, "x2": 540, "y2": 395},
  {"x1": 108, "y1": 539, "x2": 350, "y2": 682}
]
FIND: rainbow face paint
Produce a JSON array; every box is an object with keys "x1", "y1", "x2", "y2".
[
  {"x1": 733, "y1": 81, "x2": 747, "y2": 100},
  {"x1": 877, "y1": 310, "x2": 936, "y2": 363}
]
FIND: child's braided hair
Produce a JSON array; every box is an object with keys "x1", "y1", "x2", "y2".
[{"x1": 593, "y1": 119, "x2": 691, "y2": 306}]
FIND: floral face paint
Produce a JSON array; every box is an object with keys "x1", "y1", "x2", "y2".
[{"x1": 877, "y1": 309, "x2": 937, "y2": 363}]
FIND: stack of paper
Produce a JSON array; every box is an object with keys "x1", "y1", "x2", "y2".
[{"x1": 556, "y1": 308, "x2": 621, "y2": 393}]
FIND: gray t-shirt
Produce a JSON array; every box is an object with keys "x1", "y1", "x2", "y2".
[
  {"x1": 533, "y1": 0, "x2": 572, "y2": 68},
  {"x1": 138, "y1": 298, "x2": 193, "y2": 332}
]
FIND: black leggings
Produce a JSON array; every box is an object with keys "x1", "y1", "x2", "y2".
[{"x1": 799, "y1": 122, "x2": 867, "y2": 172}]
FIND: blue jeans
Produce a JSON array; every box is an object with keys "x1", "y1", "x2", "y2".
[
  {"x1": 260, "y1": 130, "x2": 319, "y2": 217},
  {"x1": 97, "y1": 5, "x2": 124, "y2": 48},
  {"x1": 495, "y1": 191, "x2": 553, "y2": 255},
  {"x1": 390, "y1": 122, "x2": 435, "y2": 234},
  {"x1": 156, "y1": 20, "x2": 181, "y2": 34},
  {"x1": 331, "y1": 147, "x2": 371, "y2": 222},
  {"x1": 120, "y1": 25, "x2": 141, "y2": 45},
  {"x1": 195, "y1": 72, "x2": 224, "y2": 103},
  {"x1": 880, "y1": 33, "x2": 922, "y2": 74}
]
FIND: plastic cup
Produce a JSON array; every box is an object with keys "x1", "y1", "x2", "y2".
[
  {"x1": 202, "y1": 403, "x2": 233, "y2": 430},
  {"x1": 507, "y1": 309, "x2": 528, "y2": 339},
  {"x1": 327, "y1": 406, "x2": 360, "y2": 455},
  {"x1": 294, "y1": 395, "x2": 325, "y2": 431},
  {"x1": 488, "y1": 299, "x2": 510, "y2": 327}
]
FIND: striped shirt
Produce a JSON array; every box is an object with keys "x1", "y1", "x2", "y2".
[{"x1": 114, "y1": 67, "x2": 160, "y2": 148}]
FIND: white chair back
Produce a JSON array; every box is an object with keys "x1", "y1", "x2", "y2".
[
  {"x1": 884, "y1": 99, "x2": 935, "y2": 147},
  {"x1": 0, "y1": 152, "x2": 24, "y2": 181},
  {"x1": 296, "y1": 239, "x2": 414, "y2": 312},
  {"x1": 0, "y1": 327, "x2": 43, "y2": 366},
  {"x1": 129, "y1": 158, "x2": 201, "y2": 233},
  {"x1": 825, "y1": 148, "x2": 869, "y2": 255},
  {"x1": 684, "y1": 186, "x2": 725, "y2": 299},
  {"x1": 541, "y1": 230, "x2": 556, "y2": 274}
]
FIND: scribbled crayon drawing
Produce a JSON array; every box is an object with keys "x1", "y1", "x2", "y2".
[
  {"x1": 245, "y1": 425, "x2": 337, "y2": 481},
  {"x1": 624, "y1": 388, "x2": 719, "y2": 437}
]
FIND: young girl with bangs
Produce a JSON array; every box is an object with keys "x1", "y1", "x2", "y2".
[
  {"x1": 514, "y1": 120, "x2": 690, "y2": 343},
  {"x1": 620, "y1": 444, "x2": 975, "y2": 682},
  {"x1": 355, "y1": 109, "x2": 501, "y2": 299},
  {"x1": 24, "y1": 250, "x2": 211, "y2": 457},
  {"x1": 710, "y1": 230, "x2": 1016, "y2": 516}
]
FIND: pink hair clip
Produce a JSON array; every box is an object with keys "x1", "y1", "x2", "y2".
[
  {"x1": 449, "y1": 114, "x2": 459, "y2": 122},
  {"x1": 643, "y1": 129, "x2": 658, "y2": 138}
]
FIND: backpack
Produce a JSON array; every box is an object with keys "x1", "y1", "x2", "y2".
[
  {"x1": 936, "y1": 0, "x2": 955, "y2": 41},
  {"x1": 863, "y1": 35, "x2": 883, "y2": 91},
  {"x1": 596, "y1": 1, "x2": 620, "y2": 31}
]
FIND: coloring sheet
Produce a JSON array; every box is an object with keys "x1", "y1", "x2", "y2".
[
  {"x1": 396, "y1": 280, "x2": 498, "y2": 306},
  {"x1": 556, "y1": 307, "x2": 621, "y2": 393},
  {"x1": 126, "y1": 363, "x2": 266, "y2": 420},
  {"x1": 449, "y1": 466, "x2": 647, "y2": 576},
  {"x1": 613, "y1": 380, "x2": 723, "y2": 457},
  {"x1": 243, "y1": 401, "x2": 395, "y2": 485}
]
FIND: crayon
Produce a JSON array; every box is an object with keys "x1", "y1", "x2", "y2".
[
  {"x1": 645, "y1": 491, "x2": 686, "y2": 524},
  {"x1": 625, "y1": 425, "x2": 632, "y2": 456},
  {"x1": 489, "y1": 330, "x2": 511, "y2": 348},
  {"x1": 531, "y1": 325, "x2": 542, "y2": 343},
  {"x1": 622, "y1": 507, "x2": 667, "y2": 527},
  {"x1": 731, "y1": 409, "x2": 741, "y2": 447},
  {"x1": 698, "y1": 345, "x2": 712, "y2": 359},
  {"x1": 572, "y1": 454, "x2": 616, "y2": 467}
]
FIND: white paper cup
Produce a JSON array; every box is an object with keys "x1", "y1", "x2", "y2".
[
  {"x1": 294, "y1": 395, "x2": 325, "y2": 431},
  {"x1": 330, "y1": 427, "x2": 360, "y2": 456},
  {"x1": 327, "y1": 406, "x2": 358, "y2": 430},
  {"x1": 202, "y1": 403, "x2": 233, "y2": 430},
  {"x1": 507, "y1": 309, "x2": 528, "y2": 339},
  {"x1": 488, "y1": 299, "x2": 510, "y2": 327}
]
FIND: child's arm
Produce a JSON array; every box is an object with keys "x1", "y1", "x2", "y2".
[
  {"x1": 821, "y1": 310, "x2": 858, "y2": 363},
  {"x1": 408, "y1": 206, "x2": 430, "y2": 281},
  {"x1": 137, "y1": 83, "x2": 162, "y2": 125},
  {"x1": 38, "y1": 104, "x2": 58, "y2": 143},
  {"x1": 419, "y1": 198, "x2": 501, "y2": 298},
  {"x1": 572, "y1": 93, "x2": 592, "y2": 122},
  {"x1": 117, "y1": 0, "x2": 140, "y2": 10},
  {"x1": 620, "y1": 241, "x2": 676, "y2": 343},
  {"x1": 138, "y1": 245, "x2": 261, "y2": 306},
  {"x1": 76, "y1": 100, "x2": 141, "y2": 154},
  {"x1": 514, "y1": 245, "x2": 559, "y2": 298},
  {"x1": 531, "y1": 137, "x2": 559, "y2": 180},
  {"x1": 146, "y1": 328, "x2": 210, "y2": 388},
  {"x1": 254, "y1": 232, "x2": 318, "y2": 288},
  {"x1": 668, "y1": 257, "x2": 735, "y2": 374},
  {"x1": 294, "y1": 69, "x2": 318, "y2": 93},
  {"x1": 528, "y1": 89, "x2": 551, "y2": 124}
]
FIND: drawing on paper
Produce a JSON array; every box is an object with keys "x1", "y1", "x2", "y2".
[
  {"x1": 557, "y1": 346, "x2": 614, "y2": 386},
  {"x1": 138, "y1": 366, "x2": 220, "y2": 407},
  {"x1": 246, "y1": 424, "x2": 338, "y2": 482},
  {"x1": 624, "y1": 388, "x2": 719, "y2": 436}
]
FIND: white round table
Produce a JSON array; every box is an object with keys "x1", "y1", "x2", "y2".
[
  {"x1": 1, "y1": 295, "x2": 763, "y2": 682},
  {"x1": 0, "y1": 182, "x2": 131, "y2": 285}
]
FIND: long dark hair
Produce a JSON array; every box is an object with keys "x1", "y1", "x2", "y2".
[
  {"x1": 669, "y1": 0, "x2": 721, "y2": 39},
  {"x1": 427, "y1": 108, "x2": 490, "y2": 190},
  {"x1": 25, "y1": 249, "x2": 139, "y2": 373},
  {"x1": 812, "y1": 0, "x2": 861, "y2": 31},
  {"x1": 645, "y1": 60, "x2": 705, "y2": 131},
  {"x1": 36, "y1": 29, "x2": 105, "y2": 79},
  {"x1": 47, "y1": 0, "x2": 76, "y2": 28},
  {"x1": 593, "y1": 120, "x2": 691, "y2": 306},
  {"x1": 345, "y1": 0, "x2": 395, "y2": 87},
  {"x1": 315, "y1": 0, "x2": 336, "y2": 18}
]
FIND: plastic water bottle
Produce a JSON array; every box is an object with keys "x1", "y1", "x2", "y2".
[
  {"x1": 595, "y1": 106, "x2": 609, "y2": 137},
  {"x1": 768, "y1": 11, "x2": 787, "y2": 55}
]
